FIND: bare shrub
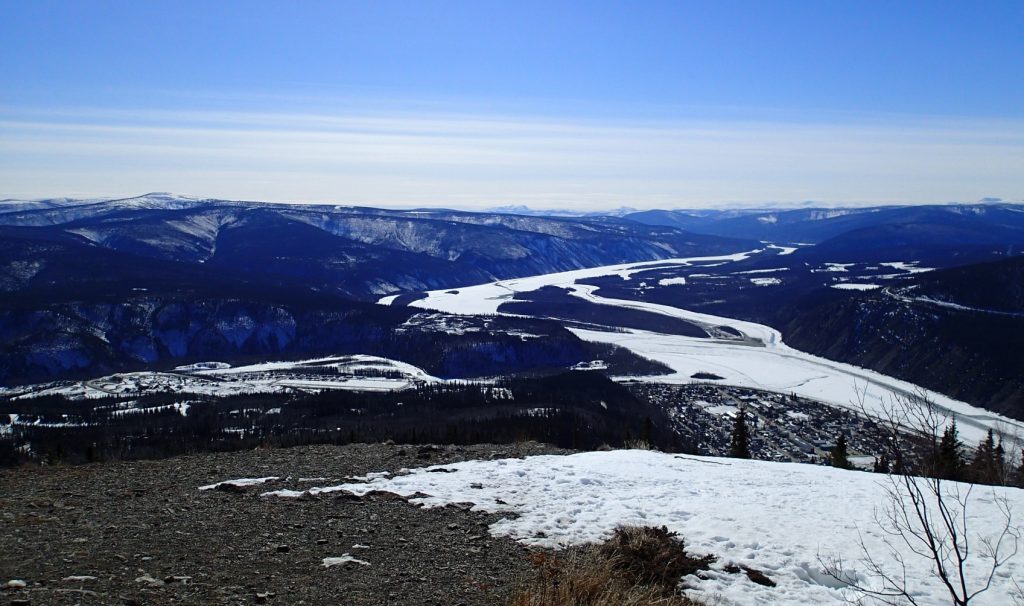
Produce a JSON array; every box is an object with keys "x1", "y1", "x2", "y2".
[
  {"x1": 599, "y1": 525, "x2": 715, "y2": 589},
  {"x1": 508, "y1": 526, "x2": 710, "y2": 606}
]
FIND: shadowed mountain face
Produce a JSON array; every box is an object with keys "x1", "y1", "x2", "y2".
[
  {"x1": 778, "y1": 294, "x2": 1024, "y2": 419},
  {"x1": 4, "y1": 195, "x2": 744, "y2": 385},
  {"x1": 0, "y1": 226, "x2": 672, "y2": 385},
  {"x1": 910, "y1": 256, "x2": 1024, "y2": 314},
  {"x1": 0, "y1": 297, "x2": 670, "y2": 386}
]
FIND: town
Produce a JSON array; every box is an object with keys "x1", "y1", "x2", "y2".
[{"x1": 630, "y1": 382, "x2": 890, "y2": 467}]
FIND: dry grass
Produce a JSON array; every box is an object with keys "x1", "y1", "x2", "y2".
[{"x1": 508, "y1": 526, "x2": 711, "y2": 606}]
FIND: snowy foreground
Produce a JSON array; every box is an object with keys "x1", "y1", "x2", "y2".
[
  {"x1": 384, "y1": 250, "x2": 1024, "y2": 444},
  {"x1": 264, "y1": 450, "x2": 1023, "y2": 606}
]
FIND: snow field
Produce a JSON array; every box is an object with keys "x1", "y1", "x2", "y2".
[
  {"x1": 831, "y1": 283, "x2": 881, "y2": 291},
  {"x1": 279, "y1": 450, "x2": 1024, "y2": 606}
]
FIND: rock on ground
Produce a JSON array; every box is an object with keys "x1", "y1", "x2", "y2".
[{"x1": 0, "y1": 442, "x2": 568, "y2": 605}]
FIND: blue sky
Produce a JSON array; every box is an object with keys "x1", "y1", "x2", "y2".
[{"x1": 2, "y1": 0, "x2": 1023, "y2": 208}]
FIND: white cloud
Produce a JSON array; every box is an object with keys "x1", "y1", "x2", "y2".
[{"x1": 1, "y1": 108, "x2": 1022, "y2": 209}]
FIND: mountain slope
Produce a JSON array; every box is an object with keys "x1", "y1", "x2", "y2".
[
  {"x1": 1, "y1": 195, "x2": 755, "y2": 299},
  {"x1": 910, "y1": 256, "x2": 1024, "y2": 313},
  {"x1": 4, "y1": 196, "x2": 724, "y2": 385},
  {"x1": 780, "y1": 293, "x2": 1024, "y2": 418},
  {"x1": 627, "y1": 204, "x2": 1024, "y2": 267}
]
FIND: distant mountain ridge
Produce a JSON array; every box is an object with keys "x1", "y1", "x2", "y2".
[
  {"x1": 485, "y1": 204, "x2": 639, "y2": 217},
  {"x1": 626, "y1": 203, "x2": 1024, "y2": 266},
  {"x1": 0, "y1": 194, "x2": 754, "y2": 300}
]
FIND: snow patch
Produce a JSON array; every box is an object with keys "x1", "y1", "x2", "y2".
[
  {"x1": 831, "y1": 283, "x2": 881, "y2": 291},
  {"x1": 322, "y1": 555, "x2": 370, "y2": 567},
  {"x1": 879, "y1": 261, "x2": 934, "y2": 274},
  {"x1": 198, "y1": 477, "x2": 280, "y2": 491},
  {"x1": 766, "y1": 244, "x2": 797, "y2": 255},
  {"x1": 733, "y1": 267, "x2": 789, "y2": 275},
  {"x1": 702, "y1": 404, "x2": 740, "y2": 417}
]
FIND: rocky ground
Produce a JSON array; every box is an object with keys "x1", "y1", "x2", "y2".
[{"x1": 0, "y1": 442, "x2": 570, "y2": 606}]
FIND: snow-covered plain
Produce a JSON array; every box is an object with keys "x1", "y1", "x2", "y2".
[
  {"x1": 264, "y1": 450, "x2": 1024, "y2": 606},
  {"x1": 387, "y1": 250, "x2": 1024, "y2": 444}
]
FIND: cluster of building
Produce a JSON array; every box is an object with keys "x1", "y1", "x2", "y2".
[{"x1": 630, "y1": 382, "x2": 890, "y2": 467}]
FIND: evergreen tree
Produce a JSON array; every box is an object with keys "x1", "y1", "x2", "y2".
[
  {"x1": 934, "y1": 420, "x2": 964, "y2": 481},
  {"x1": 873, "y1": 452, "x2": 891, "y2": 474},
  {"x1": 830, "y1": 434, "x2": 852, "y2": 469},
  {"x1": 994, "y1": 439, "x2": 1006, "y2": 485},
  {"x1": 970, "y1": 429, "x2": 998, "y2": 485},
  {"x1": 729, "y1": 407, "x2": 751, "y2": 459},
  {"x1": 1017, "y1": 449, "x2": 1024, "y2": 488}
]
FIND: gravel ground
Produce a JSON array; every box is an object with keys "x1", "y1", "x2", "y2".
[{"x1": 0, "y1": 442, "x2": 570, "y2": 606}]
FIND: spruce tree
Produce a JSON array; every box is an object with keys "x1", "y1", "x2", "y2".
[
  {"x1": 831, "y1": 434, "x2": 852, "y2": 469},
  {"x1": 970, "y1": 429, "x2": 998, "y2": 485},
  {"x1": 935, "y1": 420, "x2": 964, "y2": 481},
  {"x1": 994, "y1": 439, "x2": 1006, "y2": 485},
  {"x1": 873, "y1": 452, "x2": 891, "y2": 474},
  {"x1": 729, "y1": 407, "x2": 751, "y2": 459}
]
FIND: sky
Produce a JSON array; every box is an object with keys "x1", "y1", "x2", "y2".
[{"x1": 1, "y1": 0, "x2": 1023, "y2": 209}]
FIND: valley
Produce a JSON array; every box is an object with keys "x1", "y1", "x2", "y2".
[
  {"x1": 4, "y1": 196, "x2": 1024, "y2": 465},
  {"x1": 389, "y1": 249, "x2": 1024, "y2": 444},
  {"x1": 7, "y1": 6, "x2": 1024, "y2": 605},
  {"x1": 3, "y1": 198, "x2": 1024, "y2": 606}
]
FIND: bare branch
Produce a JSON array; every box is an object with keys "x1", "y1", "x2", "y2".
[{"x1": 821, "y1": 389, "x2": 1022, "y2": 605}]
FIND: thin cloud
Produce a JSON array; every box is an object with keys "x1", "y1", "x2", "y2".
[{"x1": 1, "y1": 107, "x2": 1022, "y2": 208}]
